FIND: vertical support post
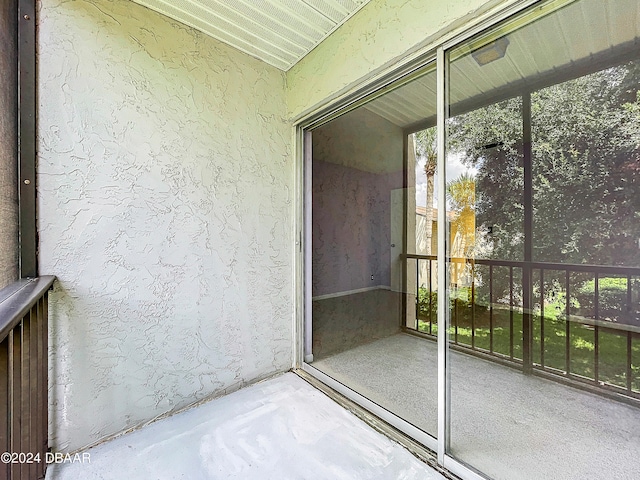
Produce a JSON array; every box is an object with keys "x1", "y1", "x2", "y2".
[
  {"x1": 0, "y1": 0, "x2": 20, "y2": 289},
  {"x1": 565, "y1": 270, "x2": 571, "y2": 375},
  {"x1": 522, "y1": 91, "x2": 533, "y2": 374},
  {"x1": 10, "y1": 327, "x2": 22, "y2": 479},
  {"x1": 471, "y1": 264, "x2": 475, "y2": 349},
  {"x1": 627, "y1": 275, "x2": 633, "y2": 392},
  {"x1": 415, "y1": 258, "x2": 419, "y2": 330},
  {"x1": 429, "y1": 260, "x2": 433, "y2": 334},
  {"x1": 40, "y1": 293, "x2": 49, "y2": 478},
  {"x1": 28, "y1": 305, "x2": 38, "y2": 479},
  {"x1": 509, "y1": 266, "x2": 514, "y2": 359},
  {"x1": 0, "y1": 337, "x2": 9, "y2": 480},
  {"x1": 540, "y1": 269, "x2": 545, "y2": 367},
  {"x1": 18, "y1": 0, "x2": 37, "y2": 278},
  {"x1": 403, "y1": 134, "x2": 409, "y2": 328},
  {"x1": 21, "y1": 313, "x2": 32, "y2": 478},
  {"x1": 489, "y1": 265, "x2": 494, "y2": 353},
  {"x1": 594, "y1": 272, "x2": 599, "y2": 383},
  {"x1": 627, "y1": 330, "x2": 633, "y2": 393},
  {"x1": 436, "y1": 46, "x2": 450, "y2": 464}
]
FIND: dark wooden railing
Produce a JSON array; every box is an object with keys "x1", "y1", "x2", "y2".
[
  {"x1": 0, "y1": 276, "x2": 55, "y2": 480},
  {"x1": 406, "y1": 254, "x2": 640, "y2": 402}
]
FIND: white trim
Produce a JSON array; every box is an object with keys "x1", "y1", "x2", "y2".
[
  {"x1": 301, "y1": 363, "x2": 438, "y2": 452},
  {"x1": 304, "y1": 130, "x2": 313, "y2": 364},
  {"x1": 312, "y1": 285, "x2": 391, "y2": 301},
  {"x1": 436, "y1": 46, "x2": 450, "y2": 466},
  {"x1": 292, "y1": 0, "x2": 535, "y2": 127},
  {"x1": 441, "y1": 0, "x2": 572, "y2": 52},
  {"x1": 293, "y1": 126, "x2": 305, "y2": 369}
]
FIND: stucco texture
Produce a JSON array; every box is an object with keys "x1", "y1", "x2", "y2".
[
  {"x1": 38, "y1": 0, "x2": 292, "y2": 451},
  {"x1": 286, "y1": 0, "x2": 504, "y2": 119}
]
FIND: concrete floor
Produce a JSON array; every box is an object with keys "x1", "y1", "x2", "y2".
[
  {"x1": 312, "y1": 333, "x2": 640, "y2": 480},
  {"x1": 45, "y1": 372, "x2": 446, "y2": 480}
]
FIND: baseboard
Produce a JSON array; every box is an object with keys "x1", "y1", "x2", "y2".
[{"x1": 312, "y1": 285, "x2": 391, "y2": 301}]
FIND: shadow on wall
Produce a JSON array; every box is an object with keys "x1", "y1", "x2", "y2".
[{"x1": 38, "y1": 0, "x2": 292, "y2": 453}]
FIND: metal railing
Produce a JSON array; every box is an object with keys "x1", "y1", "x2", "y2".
[
  {"x1": 0, "y1": 276, "x2": 55, "y2": 480},
  {"x1": 405, "y1": 254, "x2": 640, "y2": 402}
]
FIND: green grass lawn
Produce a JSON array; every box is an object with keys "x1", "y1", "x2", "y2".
[{"x1": 418, "y1": 305, "x2": 640, "y2": 392}]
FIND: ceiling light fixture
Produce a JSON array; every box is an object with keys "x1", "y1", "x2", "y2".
[{"x1": 472, "y1": 37, "x2": 510, "y2": 66}]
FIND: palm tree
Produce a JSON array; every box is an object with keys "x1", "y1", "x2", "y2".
[
  {"x1": 446, "y1": 172, "x2": 476, "y2": 287},
  {"x1": 415, "y1": 127, "x2": 437, "y2": 255},
  {"x1": 446, "y1": 172, "x2": 476, "y2": 258}
]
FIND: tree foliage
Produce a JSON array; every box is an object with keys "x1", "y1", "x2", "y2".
[{"x1": 448, "y1": 60, "x2": 640, "y2": 268}]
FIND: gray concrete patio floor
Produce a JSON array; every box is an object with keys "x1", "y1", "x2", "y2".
[
  {"x1": 312, "y1": 333, "x2": 640, "y2": 480},
  {"x1": 45, "y1": 372, "x2": 446, "y2": 480}
]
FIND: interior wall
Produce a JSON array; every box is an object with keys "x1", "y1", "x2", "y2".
[
  {"x1": 312, "y1": 161, "x2": 403, "y2": 297},
  {"x1": 38, "y1": 0, "x2": 292, "y2": 452},
  {"x1": 286, "y1": 0, "x2": 505, "y2": 120}
]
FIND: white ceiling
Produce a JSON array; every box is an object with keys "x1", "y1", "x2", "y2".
[
  {"x1": 364, "y1": 0, "x2": 640, "y2": 130},
  {"x1": 132, "y1": 0, "x2": 371, "y2": 71}
]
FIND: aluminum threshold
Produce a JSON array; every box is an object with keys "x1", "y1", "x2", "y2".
[{"x1": 297, "y1": 364, "x2": 490, "y2": 480}]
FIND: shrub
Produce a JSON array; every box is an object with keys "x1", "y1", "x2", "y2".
[
  {"x1": 416, "y1": 287, "x2": 489, "y2": 325},
  {"x1": 575, "y1": 277, "x2": 628, "y2": 321},
  {"x1": 417, "y1": 287, "x2": 438, "y2": 320}
]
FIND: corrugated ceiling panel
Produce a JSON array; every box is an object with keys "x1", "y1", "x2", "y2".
[
  {"x1": 136, "y1": 0, "x2": 294, "y2": 69},
  {"x1": 196, "y1": 0, "x2": 311, "y2": 53},
  {"x1": 220, "y1": 0, "x2": 317, "y2": 48},
  {"x1": 365, "y1": 76, "x2": 438, "y2": 128},
  {"x1": 131, "y1": 0, "x2": 370, "y2": 70},
  {"x1": 303, "y1": 0, "x2": 349, "y2": 23},
  {"x1": 365, "y1": 101, "x2": 413, "y2": 127}
]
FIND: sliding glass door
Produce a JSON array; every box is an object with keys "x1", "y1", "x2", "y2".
[
  {"x1": 445, "y1": 1, "x2": 640, "y2": 478},
  {"x1": 306, "y1": 65, "x2": 440, "y2": 443},
  {"x1": 303, "y1": 1, "x2": 640, "y2": 478}
]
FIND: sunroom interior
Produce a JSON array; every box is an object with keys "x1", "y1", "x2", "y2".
[{"x1": 305, "y1": 0, "x2": 640, "y2": 478}]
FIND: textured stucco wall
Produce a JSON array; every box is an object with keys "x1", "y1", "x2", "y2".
[
  {"x1": 286, "y1": 0, "x2": 504, "y2": 119},
  {"x1": 38, "y1": 0, "x2": 292, "y2": 452}
]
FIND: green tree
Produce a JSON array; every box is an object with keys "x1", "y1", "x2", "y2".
[{"x1": 448, "y1": 61, "x2": 640, "y2": 268}]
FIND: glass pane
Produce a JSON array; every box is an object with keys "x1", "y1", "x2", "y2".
[
  {"x1": 414, "y1": 126, "x2": 438, "y2": 336},
  {"x1": 446, "y1": 0, "x2": 640, "y2": 478},
  {"x1": 308, "y1": 65, "x2": 439, "y2": 439}
]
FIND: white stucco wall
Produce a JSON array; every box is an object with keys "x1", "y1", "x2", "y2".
[
  {"x1": 38, "y1": 0, "x2": 292, "y2": 452},
  {"x1": 286, "y1": 0, "x2": 505, "y2": 120}
]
